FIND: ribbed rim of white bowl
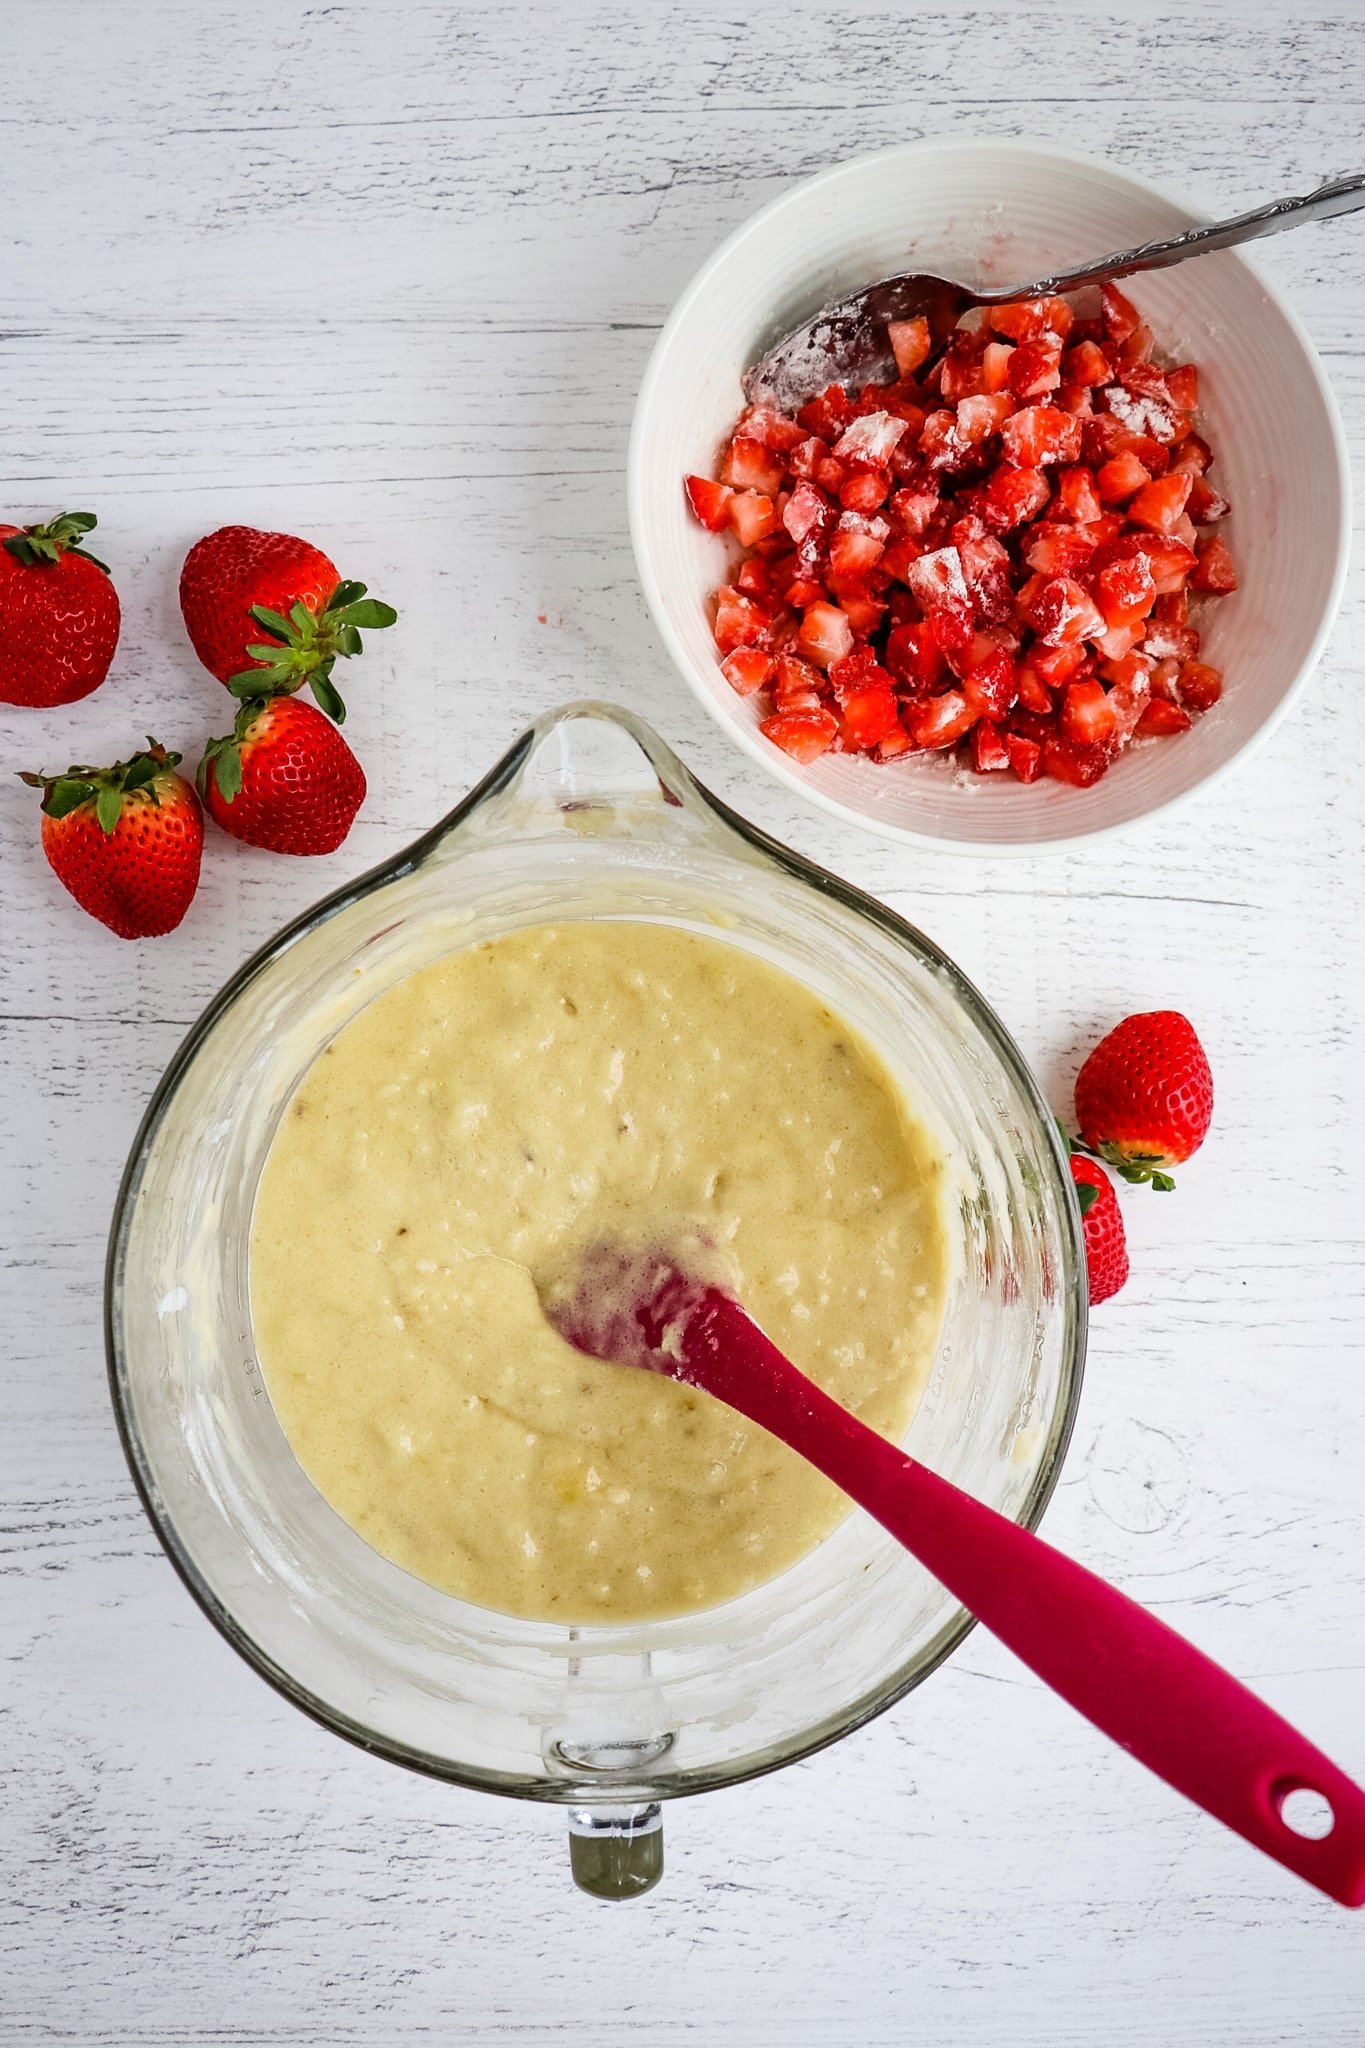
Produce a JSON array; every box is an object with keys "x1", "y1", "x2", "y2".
[{"x1": 628, "y1": 138, "x2": 1353, "y2": 858}]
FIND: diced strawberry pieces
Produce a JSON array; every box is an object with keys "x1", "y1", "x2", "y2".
[
  {"x1": 1025, "y1": 521, "x2": 1101, "y2": 577},
  {"x1": 1103, "y1": 383, "x2": 1179, "y2": 447},
  {"x1": 921, "y1": 409, "x2": 971, "y2": 470},
  {"x1": 1179, "y1": 660, "x2": 1223, "y2": 712},
  {"x1": 988, "y1": 296, "x2": 1073, "y2": 344},
  {"x1": 839, "y1": 686, "x2": 901, "y2": 750},
  {"x1": 964, "y1": 649, "x2": 1018, "y2": 719},
  {"x1": 890, "y1": 488, "x2": 940, "y2": 537},
  {"x1": 1042, "y1": 735, "x2": 1111, "y2": 786},
  {"x1": 773, "y1": 653, "x2": 825, "y2": 708},
  {"x1": 728, "y1": 491, "x2": 779, "y2": 547},
  {"x1": 1143, "y1": 620, "x2": 1200, "y2": 662},
  {"x1": 685, "y1": 475, "x2": 734, "y2": 530},
  {"x1": 1060, "y1": 677, "x2": 1118, "y2": 748},
  {"x1": 1171, "y1": 434, "x2": 1212, "y2": 476},
  {"x1": 1135, "y1": 700, "x2": 1191, "y2": 738},
  {"x1": 1127, "y1": 471, "x2": 1193, "y2": 534},
  {"x1": 982, "y1": 464, "x2": 1051, "y2": 531},
  {"x1": 796, "y1": 386, "x2": 853, "y2": 441},
  {"x1": 879, "y1": 535, "x2": 922, "y2": 584},
  {"x1": 1020, "y1": 574, "x2": 1104, "y2": 645},
  {"x1": 782, "y1": 480, "x2": 830, "y2": 547},
  {"x1": 1165, "y1": 364, "x2": 1199, "y2": 410},
  {"x1": 1105, "y1": 670, "x2": 1153, "y2": 747},
  {"x1": 903, "y1": 689, "x2": 975, "y2": 750},
  {"x1": 828, "y1": 513, "x2": 889, "y2": 585},
  {"x1": 1192, "y1": 535, "x2": 1238, "y2": 593},
  {"x1": 1057, "y1": 466, "x2": 1104, "y2": 523},
  {"x1": 1136, "y1": 535, "x2": 1197, "y2": 594},
  {"x1": 713, "y1": 587, "x2": 773, "y2": 654},
  {"x1": 1063, "y1": 339, "x2": 1112, "y2": 387},
  {"x1": 958, "y1": 532, "x2": 1015, "y2": 622},
  {"x1": 719, "y1": 648, "x2": 774, "y2": 697},
  {"x1": 1004, "y1": 731, "x2": 1043, "y2": 782},
  {"x1": 957, "y1": 392, "x2": 1014, "y2": 443},
  {"x1": 841, "y1": 594, "x2": 886, "y2": 638},
  {"x1": 684, "y1": 275, "x2": 1233, "y2": 788},
  {"x1": 906, "y1": 544, "x2": 970, "y2": 612},
  {"x1": 1015, "y1": 664, "x2": 1054, "y2": 714},
  {"x1": 1093, "y1": 619, "x2": 1144, "y2": 662},
  {"x1": 1149, "y1": 656, "x2": 1182, "y2": 703},
  {"x1": 827, "y1": 647, "x2": 887, "y2": 699},
  {"x1": 884, "y1": 620, "x2": 947, "y2": 693},
  {"x1": 1099, "y1": 283, "x2": 1141, "y2": 344},
  {"x1": 839, "y1": 469, "x2": 892, "y2": 512},
  {"x1": 1001, "y1": 407, "x2": 1083, "y2": 468},
  {"x1": 760, "y1": 709, "x2": 839, "y2": 762},
  {"x1": 971, "y1": 719, "x2": 1011, "y2": 772},
  {"x1": 796, "y1": 600, "x2": 855, "y2": 669},
  {"x1": 980, "y1": 341, "x2": 1015, "y2": 392},
  {"x1": 787, "y1": 436, "x2": 827, "y2": 480},
  {"x1": 1119, "y1": 322, "x2": 1154, "y2": 365},
  {"x1": 1008, "y1": 340, "x2": 1063, "y2": 400},
  {"x1": 1096, "y1": 451, "x2": 1152, "y2": 504},
  {"x1": 938, "y1": 333, "x2": 987, "y2": 401},
  {"x1": 1054, "y1": 383, "x2": 1095, "y2": 418},
  {"x1": 1187, "y1": 477, "x2": 1230, "y2": 522},
  {"x1": 1095, "y1": 553, "x2": 1156, "y2": 629},
  {"x1": 722, "y1": 437, "x2": 785, "y2": 495},
  {"x1": 835, "y1": 411, "x2": 910, "y2": 466},
  {"x1": 1026, "y1": 639, "x2": 1084, "y2": 688},
  {"x1": 887, "y1": 316, "x2": 932, "y2": 377},
  {"x1": 738, "y1": 404, "x2": 808, "y2": 452}
]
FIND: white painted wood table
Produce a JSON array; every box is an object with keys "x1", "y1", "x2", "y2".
[{"x1": 3, "y1": 3, "x2": 1363, "y2": 2041}]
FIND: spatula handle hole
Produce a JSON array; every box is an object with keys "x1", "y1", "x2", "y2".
[{"x1": 1274, "y1": 1781, "x2": 1336, "y2": 1840}]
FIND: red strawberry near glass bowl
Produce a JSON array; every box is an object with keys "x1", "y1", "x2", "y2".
[
  {"x1": 19, "y1": 741, "x2": 203, "y2": 938},
  {"x1": 0, "y1": 511, "x2": 121, "y2": 707},
  {"x1": 179, "y1": 525, "x2": 396, "y2": 722},
  {"x1": 630, "y1": 139, "x2": 1351, "y2": 853},
  {"x1": 1074, "y1": 1010, "x2": 1214, "y2": 1190},
  {"x1": 1069, "y1": 1155, "x2": 1129, "y2": 1306},
  {"x1": 199, "y1": 697, "x2": 367, "y2": 857}
]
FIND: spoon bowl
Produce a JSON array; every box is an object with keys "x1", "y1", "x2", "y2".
[{"x1": 743, "y1": 171, "x2": 1365, "y2": 410}]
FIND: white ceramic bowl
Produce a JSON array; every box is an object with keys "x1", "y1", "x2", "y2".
[{"x1": 629, "y1": 139, "x2": 1351, "y2": 855}]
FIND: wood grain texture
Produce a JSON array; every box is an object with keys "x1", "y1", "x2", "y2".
[{"x1": 2, "y1": 2, "x2": 1364, "y2": 2042}]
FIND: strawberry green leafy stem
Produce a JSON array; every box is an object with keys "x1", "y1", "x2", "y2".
[
  {"x1": 3, "y1": 510, "x2": 111, "y2": 575},
  {"x1": 226, "y1": 580, "x2": 397, "y2": 723},
  {"x1": 19, "y1": 741, "x2": 179, "y2": 836},
  {"x1": 1071, "y1": 1132, "x2": 1177, "y2": 1193}
]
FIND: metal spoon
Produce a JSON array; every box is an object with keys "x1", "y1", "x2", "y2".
[
  {"x1": 545, "y1": 1243, "x2": 1365, "y2": 1908},
  {"x1": 744, "y1": 171, "x2": 1365, "y2": 411}
]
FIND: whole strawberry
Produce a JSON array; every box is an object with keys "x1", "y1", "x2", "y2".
[
  {"x1": 0, "y1": 511, "x2": 121, "y2": 706},
  {"x1": 199, "y1": 697, "x2": 366, "y2": 855},
  {"x1": 1075, "y1": 1010, "x2": 1213, "y2": 1190},
  {"x1": 20, "y1": 742, "x2": 202, "y2": 938},
  {"x1": 179, "y1": 525, "x2": 396, "y2": 719},
  {"x1": 1070, "y1": 1156, "x2": 1129, "y2": 1305}
]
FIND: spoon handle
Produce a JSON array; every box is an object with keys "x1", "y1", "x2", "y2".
[
  {"x1": 1012, "y1": 171, "x2": 1365, "y2": 300},
  {"x1": 685, "y1": 1289, "x2": 1365, "y2": 1907}
]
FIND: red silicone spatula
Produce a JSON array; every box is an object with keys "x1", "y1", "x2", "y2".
[{"x1": 547, "y1": 1247, "x2": 1365, "y2": 1907}]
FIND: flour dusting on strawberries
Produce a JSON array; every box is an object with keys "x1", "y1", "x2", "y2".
[{"x1": 684, "y1": 285, "x2": 1237, "y2": 786}]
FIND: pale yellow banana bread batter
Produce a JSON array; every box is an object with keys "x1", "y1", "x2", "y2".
[{"x1": 251, "y1": 921, "x2": 950, "y2": 1623}]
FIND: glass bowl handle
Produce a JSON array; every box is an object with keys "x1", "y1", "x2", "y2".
[{"x1": 567, "y1": 1802, "x2": 664, "y2": 1900}]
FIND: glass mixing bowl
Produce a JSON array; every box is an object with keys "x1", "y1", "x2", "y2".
[{"x1": 106, "y1": 703, "x2": 1085, "y2": 1898}]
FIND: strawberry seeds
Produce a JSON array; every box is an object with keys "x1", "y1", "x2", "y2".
[{"x1": 684, "y1": 284, "x2": 1237, "y2": 787}]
